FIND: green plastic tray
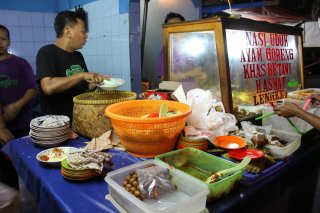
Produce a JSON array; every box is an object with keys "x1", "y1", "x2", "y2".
[{"x1": 155, "y1": 147, "x2": 245, "y2": 201}]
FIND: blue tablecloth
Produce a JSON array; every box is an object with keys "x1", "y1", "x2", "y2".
[
  {"x1": 2, "y1": 137, "x2": 142, "y2": 213},
  {"x1": 2, "y1": 133, "x2": 320, "y2": 213}
]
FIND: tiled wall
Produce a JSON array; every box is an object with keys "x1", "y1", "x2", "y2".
[
  {"x1": 0, "y1": 10, "x2": 56, "y2": 72},
  {"x1": 0, "y1": 0, "x2": 141, "y2": 93},
  {"x1": 129, "y1": 0, "x2": 141, "y2": 93},
  {"x1": 81, "y1": 0, "x2": 141, "y2": 92}
]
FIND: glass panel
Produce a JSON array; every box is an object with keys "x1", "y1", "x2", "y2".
[
  {"x1": 226, "y1": 29, "x2": 302, "y2": 119},
  {"x1": 169, "y1": 31, "x2": 221, "y2": 99}
]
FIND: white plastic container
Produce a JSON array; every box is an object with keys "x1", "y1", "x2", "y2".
[
  {"x1": 287, "y1": 88, "x2": 320, "y2": 100},
  {"x1": 105, "y1": 160, "x2": 209, "y2": 213},
  {"x1": 264, "y1": 129, "x2": 301, "y2": 159}
]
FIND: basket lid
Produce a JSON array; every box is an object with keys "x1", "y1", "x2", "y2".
[{"x1": 73, "y1": 91, "x2": 137, "y2": 105}]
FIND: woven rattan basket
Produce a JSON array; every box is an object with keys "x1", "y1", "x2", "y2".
[{"x1": 72, "y1": 90, "x2": 137, "y2": 138}]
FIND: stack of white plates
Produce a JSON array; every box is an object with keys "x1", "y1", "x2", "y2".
[{"x1": 29, "y1": 115, "x2": 70, "y2": 147}]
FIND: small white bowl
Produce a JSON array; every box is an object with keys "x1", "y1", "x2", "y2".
[{"x1": 98, "y1": 78, "x2": 125, "y2": 90}]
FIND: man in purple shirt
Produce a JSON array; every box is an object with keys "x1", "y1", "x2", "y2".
[
  {"x1": 0, "y1": 25, "x2": 37, "y2": 208},
  {"x1": 0, "y1": 25, "x2": 38, "y2": 138}
]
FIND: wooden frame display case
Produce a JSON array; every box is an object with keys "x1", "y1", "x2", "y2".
[{"x1": 162, "y1": 17, "x2": 304, "y2": 120}]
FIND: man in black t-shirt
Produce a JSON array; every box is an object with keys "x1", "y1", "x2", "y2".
[{"x1": 36, "y1": 11, "x2": 108, "y2": 119}]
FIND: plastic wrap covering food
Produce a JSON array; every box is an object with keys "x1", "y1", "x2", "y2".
[{"x1": 136, "y1": 164, "x2": 176, "y2": 200}]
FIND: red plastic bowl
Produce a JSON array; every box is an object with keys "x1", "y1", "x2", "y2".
[{"x1": 228, "y1": 149, "x2": 264, "y2": 160}]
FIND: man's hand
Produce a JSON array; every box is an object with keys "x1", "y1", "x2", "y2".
[
  {"x1": 3, "y1": 103, "x2": 19, "y2": 122},
  {"x1": 0, "y1": 128, "x2": 15, "y2": 145},
  {"x1": 273, "y1": 102, "x2": 302, "y2": 118},
  {"x1": 84, "y1": 72, "x2": 109, "y2": 84},
  {"x1": 85, "y1": 73, "x2": 110, "y2": 91}
]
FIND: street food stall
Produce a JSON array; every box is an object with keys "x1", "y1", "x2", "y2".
[
  {"x1": 2, "y1": 17, "x2": 320, "y2": 213},
  {"x1": 162, "y1": 17, "x2": 304, "y2": 120}
]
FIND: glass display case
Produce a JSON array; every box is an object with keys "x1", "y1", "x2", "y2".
[{"x1": 162, "y1": 17, "x2": 304, "y2": 120}]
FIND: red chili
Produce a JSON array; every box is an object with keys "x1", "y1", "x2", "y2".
[
  {"x1": 39, "y1": 155, "x2": 49, "y2": 161},
  {"x1": 147, "y1": 112, "x2": 159, "y2": 118}
]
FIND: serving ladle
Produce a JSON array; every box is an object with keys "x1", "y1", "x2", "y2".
[{"x1": 205, "y1": 156, "x2": 251, "y2": 184}]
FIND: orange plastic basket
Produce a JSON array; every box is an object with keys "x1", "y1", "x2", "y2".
[{"x1": 105, "y1": 100, "x2": 191, "y2": 158}]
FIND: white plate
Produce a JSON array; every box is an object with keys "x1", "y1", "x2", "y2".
[
  {"x1": 98, "y1": 78, "x2": 125, "y2": 90},
  {"x1": 30, "y1": 134, "x2": 68, "y2": 141},
  {"x1": 30, "y1": 124, "x2": 70, "y2": 132},
  {"x1": 31, "y1": 136, "x2": 69, "y2": 148},
  {"x1": 31, "y1": 115, "x2": 70, "y2": 128},
  {"x1": 31, "y1": 136, "x2": 68, "y2": 144},
  {"x1": 29, "y1": 129, "x2": 69, "y2": 138},
  {"x1": 36, "y1": 147, "x2": 78, "y2": 166}
]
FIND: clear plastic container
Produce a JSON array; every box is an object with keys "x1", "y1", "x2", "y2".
[
  {"x1": 264, "y1": 129, "x2": 301, "y2": 159},
  {"x1": 105, "y1": 160, "x2": 208, "y2": 213}
]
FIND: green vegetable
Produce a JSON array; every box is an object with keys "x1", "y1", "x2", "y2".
[{"x1": 159, "y1": 103, "x2": 168, "y2": 118}]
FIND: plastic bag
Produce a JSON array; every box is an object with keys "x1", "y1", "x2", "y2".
[
  {"x1": 136, "y1": 165, "x2": 176, "y2": 200},
  {"x1": 186, "y1": 89, "x2": 238, "y2": 135},
  {"x1": 240, "y1": 121, "x2": 272, "y2": 147},
  {"x1": 184, "y1": 126, "x2": 215, "y2": 139},
  {"x1": 240, "y1": 121, "x2": 271, "y2": 135},
  {"x1": 206, "y1": 111, "x2": 238, "y2": 135},
  {"x1": 186, "y1": 89, "x2": 213, "y2": 129}
]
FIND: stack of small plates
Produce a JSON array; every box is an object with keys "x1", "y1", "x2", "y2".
[
  {"x1": 61, "y1": 159, "x2": 97, "y2": 181},
  {"x1": 29, "y1": 115, "x2": 70, "y2": 147}
]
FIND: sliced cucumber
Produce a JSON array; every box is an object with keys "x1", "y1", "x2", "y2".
[{"x1": 159, "y1": 103, "x2": 168, "y2": 118}]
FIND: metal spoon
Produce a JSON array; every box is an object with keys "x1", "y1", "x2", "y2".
[{"x1": 205, "y1": 156, "x2": 251, "y2": 184}]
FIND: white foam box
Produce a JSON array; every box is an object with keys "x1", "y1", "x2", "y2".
[
  {"x1": 105, "y1": 160, "x2": 209, "y2": 213},
  {"x1": 287, "y1": 88, "x2": 320, "y2": 100}
]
